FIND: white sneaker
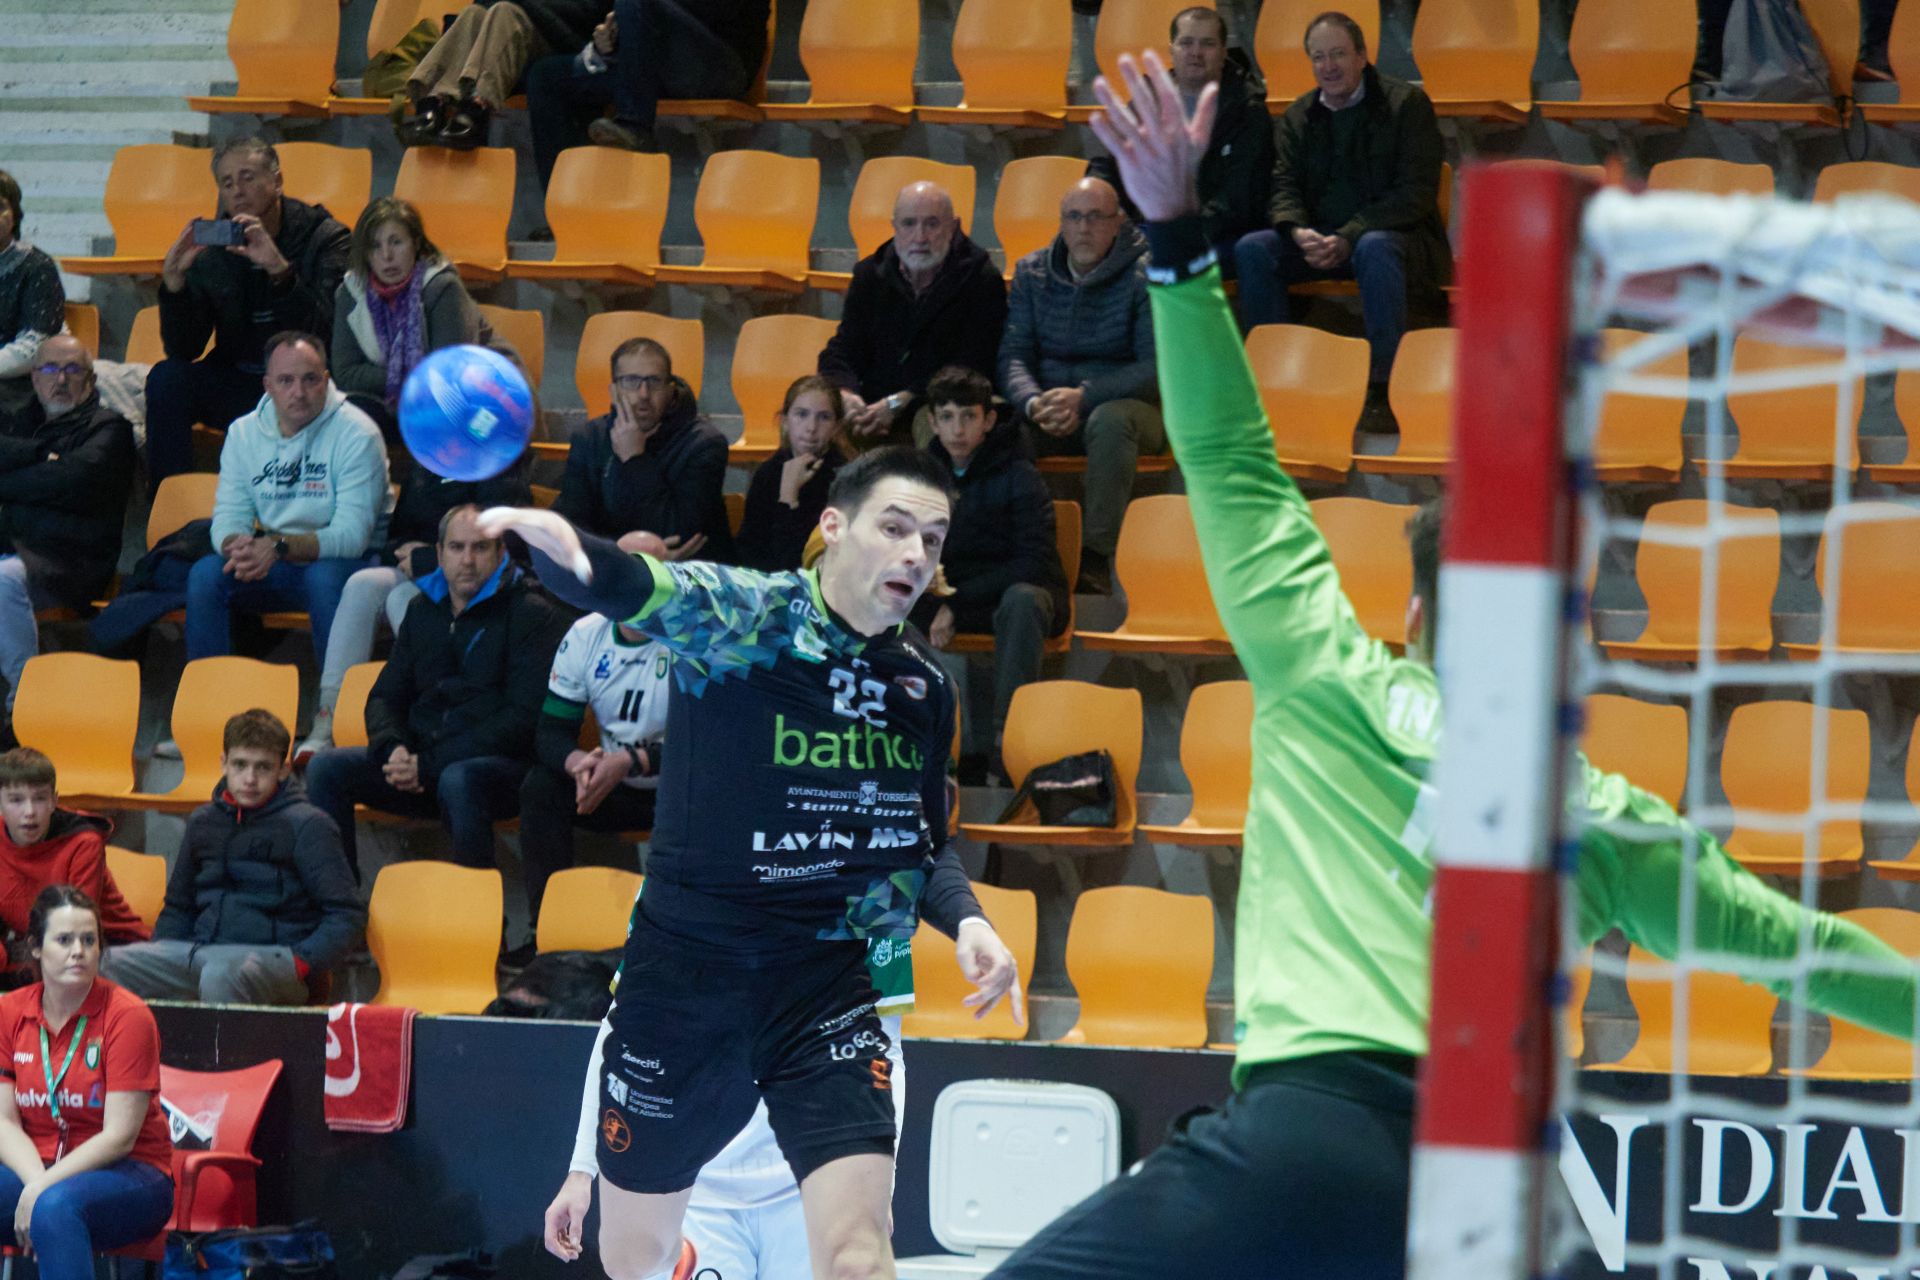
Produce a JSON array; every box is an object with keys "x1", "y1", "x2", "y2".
[
  {"x1": 151, "y1": 738, "x2": 181, "y2": 760},
  {"x1": 294, "y1": 708, "x2": 333, "y2": 766}
]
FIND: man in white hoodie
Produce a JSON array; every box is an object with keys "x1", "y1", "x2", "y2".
[{"x1": 186, "y1": 331, "x2": 393, "y2": 669}]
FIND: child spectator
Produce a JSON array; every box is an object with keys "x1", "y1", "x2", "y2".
[{"x1": 734, "y1": 375, "x2": 847, "y2": 573}]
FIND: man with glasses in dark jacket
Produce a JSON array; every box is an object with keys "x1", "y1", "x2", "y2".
[{"x1": 305, "y1": 505, "x2": 570, "y2": 883}]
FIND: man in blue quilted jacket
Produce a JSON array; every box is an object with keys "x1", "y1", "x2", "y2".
[{"x1": 997, "y1": 177, "x2": 1159, "y2": 595}]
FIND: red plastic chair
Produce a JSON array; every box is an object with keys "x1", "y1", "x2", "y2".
[{"x1": 158, "y1": 1059, "x2": 284, "y2": 1231}]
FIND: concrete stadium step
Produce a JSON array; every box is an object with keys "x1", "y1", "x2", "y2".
[
  {"x1": 0, "y1": 0, "x2": 232, "y2": 12},
  {"x1": 0, "y1": 110, "x2": 210, "y2": 145},
  {"x1": 1, "y1": 159, "x2": 119, "y2": 200},
  {"x1": 0, "y1": 65, "x2": 233, "y2": 94},
  {"x1": 0, "y1": 13, "x2": 228, "y2": 44}
]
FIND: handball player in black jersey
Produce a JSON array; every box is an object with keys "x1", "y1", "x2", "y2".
[{"x1": 482, "y1": 447, "x2": 1021, "y2": 1280}]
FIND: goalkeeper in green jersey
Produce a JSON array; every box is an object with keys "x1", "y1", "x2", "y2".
[{"x1": 985, "y1": 51, "x2": 1920, "y2": 1280}]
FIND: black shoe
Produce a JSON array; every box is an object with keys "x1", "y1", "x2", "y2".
[
  {"x1": 500, "y1": 940, "x2": 537, "y2": 969},
  {"x1": 396, "y1": 95, "x2": 448, "y2": 146},
  {"x1": 1076, "y1": 549, "x2": 1113, "y2": 595},
  {"x1": 1359, "y1": 383, "x2": 1399, "y2": 434},
  {"x1": 588, "y1": 116, "x2": 658, "y2": 152},
  {"x1": 439, "y1": 99, "x2": 492, "y2": 150}
]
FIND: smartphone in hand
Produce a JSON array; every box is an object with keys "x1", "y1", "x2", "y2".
[{"x1": 191, "y1": 218, "x2": 246, "y2": 247}]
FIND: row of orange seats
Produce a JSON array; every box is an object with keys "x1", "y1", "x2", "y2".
[{"x1": 196, "y1": 0, "x2": 1913, "y2": 131}]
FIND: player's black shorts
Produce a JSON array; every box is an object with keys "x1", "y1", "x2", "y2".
[{"x1": 595, "y1": 913, "x2": 898, "y2": 1195}]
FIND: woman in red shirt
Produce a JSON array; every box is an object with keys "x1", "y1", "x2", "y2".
[{"x1": 0, "y1": 885, "x2": 172, "y2": 1277}]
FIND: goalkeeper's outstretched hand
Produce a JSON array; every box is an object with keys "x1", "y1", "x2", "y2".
[
  {"x1": 1087, "y1": 49, "x2": 1216, "y2": 225},
  {"x1": 478, "y1": 506, "x2": 592, "y2": 584}
]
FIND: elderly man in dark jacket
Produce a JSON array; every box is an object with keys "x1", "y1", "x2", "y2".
[
  {"x1": 306, "y1": 505, "x2": 569, "y2": 878},
  {"x1": 818, "y1": 181, "x2": 1008, "y2": 448},
  {"x1": 0, "y1": 335, "x2": 135, "y2": 723},
  {"x1": 104, "y1": 710, "x2": 362, "y2": 1005},
  {"x1": 999, "y1": 176, "x2": 1157, "y2": 594},
  {"x1": 146, "y1": 137, "x2": 350, "y2": 491},
  {"x1": 553, "y1": 335, "x2": 734, "y2": 561},
  {"x1": 1089, "y1": 7, "x2": 1274, "y2": 270},
  {"x1": 912, "y1": 367, "x2": 1067, "y2": 772},
  {"x1": 1233, "y1": 11, "x2": 1449, "y2": 417}
]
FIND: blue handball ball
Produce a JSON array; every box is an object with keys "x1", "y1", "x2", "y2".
[{"x1": 398, "y1": 345, "x2": 535, "y2": 481}]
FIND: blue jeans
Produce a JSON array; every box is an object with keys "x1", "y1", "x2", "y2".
[
  {"x1": 184, "y1": 552, "x2": 376, "y2": 662},
  {"x1": 1233, "y1": 228, "x2": 1412, "y2": 383},
  {"x1": 305, "y1": 746, "x2": 526, "y2": 876},
  {"x1": 0, "y1": 1159, "x2": 172, "y2": 1280}
]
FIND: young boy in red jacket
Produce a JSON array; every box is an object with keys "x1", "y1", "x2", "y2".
[{"x1": 0, "y1": 748, "x2": 149, "y2": 980}]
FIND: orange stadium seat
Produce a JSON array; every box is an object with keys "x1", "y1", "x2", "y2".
[
  {"x1": 1865, "y1": 0, "x2": 1920, "y2": 121},
  {"x1": 654, "y1": 152, "x2": 817, "y2": 294},
  {"x1": 367, "y1": 861, "x2": 503, "y2": 1014},
  {"x1": 1644, "y1": 158, "x2": 1776, "y2": 196},
  {"x1": 105, "y1": 847, "x2": 167, "y2": 930},
  {"x1": 1540, "y1": 0, "x2": 1693, "y2": 125},
  {"x1": 902, "y1": 882, "x2": 1038, "y2": 1039},
  {"x1": 575, "y1": 311, "x2": 704, "y2": 420},
  {"x1": 1591, "y1": 945, "x2": 1777, "y2": 1075},
  {"x1": 146, "y1": 473, "x2": 220, "y2": 549},
  {"x1": 1779, "y1": 503, "x2": 1920, "y2": 658},
  {"x1": 1869, "y1": 368, "x2": 1920, "y2": 483},
  {"x1": 1063, "y1": 886, "x2": 1214, "y2": 1048},
  {"x1": 536, "y1": 867, "x2": 644, "y2": 953},
  {"x1": 508, "y1": 148, "x2": 668, "y2": 286},
  {"x1": 961, "y1": 681, "x2": 1142, "y2": 848},
  {"x1": 1722, "y1": 700, "x2": 1870, "y2": 879},
  {"x1": 186, "y1": 0, "x2": 337, "y2": 117},
  {"x1": 62, "y1": 303, "x2": 99, "y2": 358},
  {"x1": 1411, "y1": 0, "x2": 1535, "y2": 122},
  {"x1": 1712, "y1": 336, "x2": 1862, "y2": 481},
  {"x1": 1582, "y1": 693, "x2": 1689, "y2": 810},
  {"x1": 1246, "y1": 324, "x2": 1366, "y2": 483},
  {"x1": 1355, "y1": 327, "x2": 1455, "y2": 476},
  {"x1": 949, "y1": 501, "x2": 1080, "y2": 655},
  {"x1": 1077, "y1": 495, "x2": 1233, "y2": 655},
  {"x1": 1869, "y1": 720, "x2": 1920, "y2": 881},
  {"x1": 1599, "y1": 499, "x2": 1779, "y2": 664},
  {"x1": 1257, "y1": 0, "x2": 1381, "y2": 108},
  {"x1": 1138, "y1": 680, "x2": 1254, "y2": 847},
  {"x1": 474, "y1": 304, "x2": 546, "y2": 392},
  {"x1": 1310, "y1": 497, "x2": 1414, "y2": 648},
  {"x1": 764, "y1": 0, "x2": 918, "y2": 124},
  {"x1": 331, "y1": 661, "x2": 384, "y2": 749},
  {"x1": 393, "y1": 146, "x2": 515, "y2": 283},
  {"x1": 331, "y1": 0, "x2": 442, "y2": 114},
  {"x1": 1590, "y1": 329, "x2": 1686, "y2": 483},
  {"x1": 991, "y1": 156, "x2": 1087, "y2": 280},
  {"x1": 1813, "y1": 160, "x2": 1920, "y2": 204},
  {"x1": 1067, "y1": 0, "x2": 1214, "y2": 121},
  {"x1": 62, "y1": 145, "x2": 215, "y2": 277},
  {"x1": 14, "y1": 655, "x2": 140, "y2": 804},
  {"x1": 277, "y1": 142, "x2": 372, "y2": 229},
  {"x1": 117, "y1": 659, "x2": 300, "y2": 814},
  {"x1": 1699, "y1": 0, "x2": 1856, "y2": 126},
  {"x1": 811, "y1": 157, "x2": 977, "y2": 292},
  {"x1": 1795, "y1": 909, "x2": 1920, "y2": 1077},
  {"x1": 917, "y1": 0, "x2": 1072, "y2": 127},
  {"x1": 730, "y1": 314, "x2": 840, "y2": 462}
]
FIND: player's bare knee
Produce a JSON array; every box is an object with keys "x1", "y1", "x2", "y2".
[
  {"x1": 821, "y1": 1236, "x2": 890, "y2": 1280},
  {"x1": 597, "y1": 1225, "x2": 678, "y2": 1280}
]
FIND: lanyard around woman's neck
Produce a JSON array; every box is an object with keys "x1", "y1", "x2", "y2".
[{"x1": 39, "y1": 1015, "x2": 86, "y2": 1133}]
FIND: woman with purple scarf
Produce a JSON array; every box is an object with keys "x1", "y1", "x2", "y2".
[{"x1": 301, "y1": 198, "x2": 529, "y2": 761}]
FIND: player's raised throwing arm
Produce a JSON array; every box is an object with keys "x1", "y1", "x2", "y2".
[{"x1": 1092, "y1": 54, "x2": 1372, "y2": 697}]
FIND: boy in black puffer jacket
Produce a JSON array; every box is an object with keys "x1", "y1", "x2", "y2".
[
  {"x1": 910, "y1": 366, "x2": 1068, "y2": 778},
  {"x1": 103, "y1": 711, "x2": 362, "y2": 1005}
]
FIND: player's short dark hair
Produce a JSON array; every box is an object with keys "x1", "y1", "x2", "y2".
[
  {"x1": 827, "y1": 445, "x2": 957, "y2": 518},
  {"x1": 1304, "y1": 10, "x2": 1367, "y2": 57},
  {"x1": 264, "y1": 330, "x2": 327, "y2": 366},
  {"x1": 29, "y1": 884, "x2": 99, "y2": 950},
  {"x1": 1171, "y1": 6, "x2": 1227, "y2": 41},
  {"x1": 1407, "y1": 497, "x2": 1444, "y2": 640},
  {"x1": 0, "y1": 748, "x2": 55, "y2": 793},
  {"x1": 223, "y1": 709, "x2": 291, "y2": 761},
  {"x1": 0, "y1": 170, "x2": 23, "y2": 241},
  {"x1": 610, "y1": 336, "x2": 671, "y2": 378},
  {"x1": 925, "y1": 365, "x2": 995, "y2": 412}
]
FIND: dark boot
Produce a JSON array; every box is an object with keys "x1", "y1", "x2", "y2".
[{"x1": 439, "y1": 98, "x2": 493, "y2": 150}]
